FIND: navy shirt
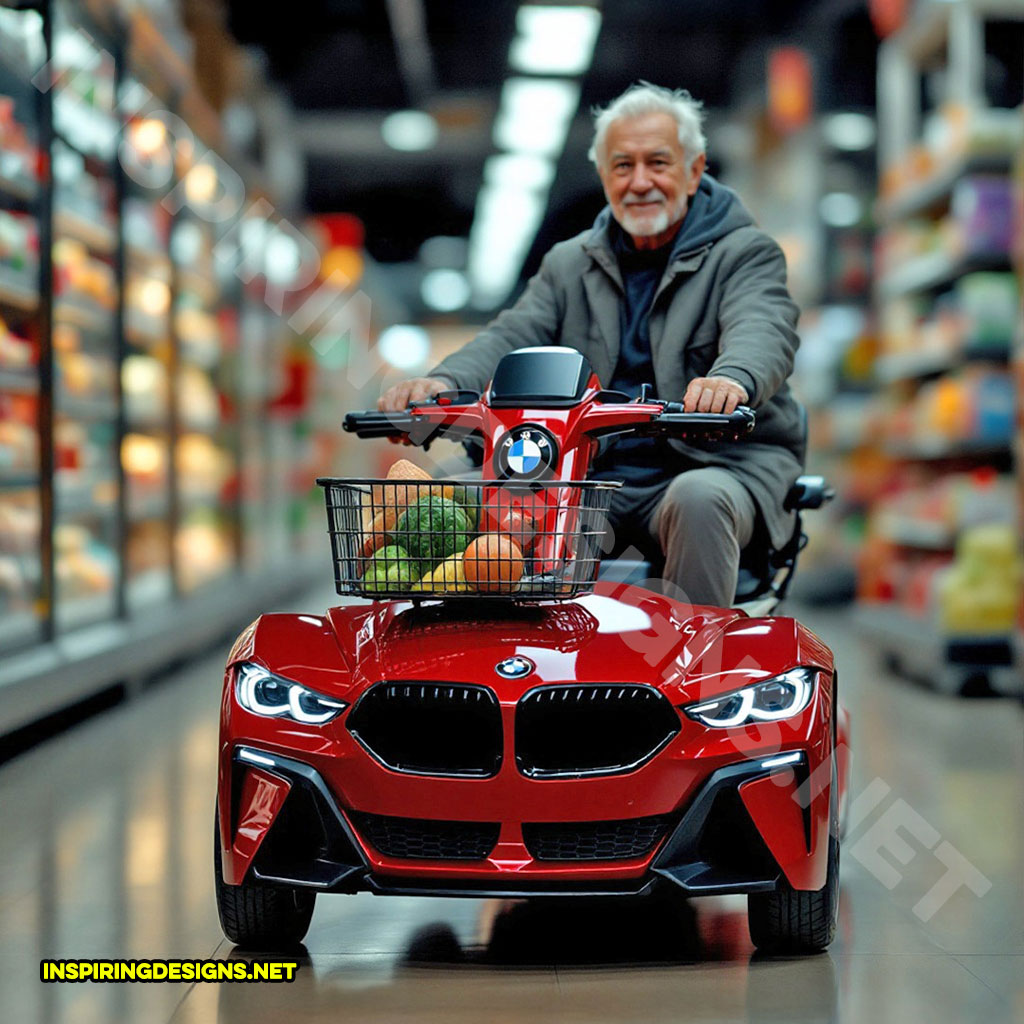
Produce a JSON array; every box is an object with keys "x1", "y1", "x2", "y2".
[{"x1": 591, "y1": 225, "x2": 680, "y2": 486}]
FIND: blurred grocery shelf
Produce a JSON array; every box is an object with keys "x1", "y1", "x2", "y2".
[
  {"x1": 854, "y1": 603, "x2": 1019, "y2": 696},
  {"x1": 764, "y1": 2, "x2": 1024, "y2": 683},
  {"x1": 0, "y1": 0, "x2": 381, "y2": 735},
  {"x1": 0, "y1": 266, "x2": 38, "y2": 310},
  {"x1": 876, "y1": 150, "x2": 1018, "y2": 223},
  {"x1": 857, "y1": 2, "x2": 1024, "y2": 694},
  {"x1": 0, "y1": 554, "x2": 326, "y2": 736},
  {"x1": 877, "y1": 250, "x2": 1012, "y2": 300}
]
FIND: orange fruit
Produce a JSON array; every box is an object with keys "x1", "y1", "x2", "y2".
[{"x1": 462, "y1": 534, "x2": 524, "y2": 593}]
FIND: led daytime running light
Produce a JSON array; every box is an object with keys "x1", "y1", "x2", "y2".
[
  {"x1": 235, "y1": 663, "x2": 347, "y2": 725},
  {"x1": 685, "y1": 668, "x2": 817, "y2": 728}
]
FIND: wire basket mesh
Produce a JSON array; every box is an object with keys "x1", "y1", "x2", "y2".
[{"x1": 317, "y1": 478, "x2": 619, "y2": 600}]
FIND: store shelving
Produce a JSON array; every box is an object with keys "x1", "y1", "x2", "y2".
[
  {"x1": 859, "y1": 0, "x2": 1024, "y2": 694},
  {"x1": 882, "y1": 437, "x2": 1013, "y2": 461},
  {"x1": 853, "y1": 602, "x2": 1018, "y2": 695},
  {"x1": 878, "y1": 250, "x2": 1011, "y2": 300},
  {"x1": 0, "y1": 367, "x2": 36, "y2": 394},
  {"x1": 878, "y1": 151, "x2": 1018, "y2": 224},
  {"x1": 1, "y1": 0, "x2": 389, "y2": 736},
  {"x1": 0, "y1": 171, "x2": 36, "y2": 204},
  {"x1": 0, "y1": 3, "x2": 46, "y2": 653},
  {"x1": 874, "y1": 341, "x2": 1011, "y2": 384},
  {"x1": 53, "y1": 207, "x2": 117, "y2": 256},
  {"x1": 1014, "y1": 104, "x2": 1024, "y2": 677},
  {"x1": 0, "y1": 472, "x2": 38, "y2": 489},
  {"x1": 120, "y1": 111, "x2": 175, "y2": 612},
  {"x1": 48, "y1": 3, "x2": 121, "y2": 637},
  {"x1": 0, "y1": 268, "x2": 39, "y2": 311},
  {"x1": 171, "y1": 206, "x2": 238, "y2": 594}
]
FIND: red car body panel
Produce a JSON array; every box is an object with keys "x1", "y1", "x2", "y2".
[
  {"x1": 740, "y1": 773, "x2": 824, "y2": 891},
  {"x1": 227, "y1": 768, "x2": 291, "y2": 884},
  {"x1": 218, "y1": 588, "x2": 839, "y2": 890}
]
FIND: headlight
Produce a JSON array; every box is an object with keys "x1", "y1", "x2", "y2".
[
  {"x1": 683, "y1": 667, "x2": 817, "y2": 728},
  {"x1": 235, "y1": 663, "x2": 348, "y2": 725}
]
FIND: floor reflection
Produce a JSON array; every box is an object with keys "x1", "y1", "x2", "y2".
[
  {"x1": 406, "y1": 894, "x2": 706, "y2": 966},
  {"x1": 209, "y1": 896, "x2": 838, "y2": 1024}
]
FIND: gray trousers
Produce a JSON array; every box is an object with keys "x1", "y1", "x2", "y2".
[{"x1": 603, "y1": 467, "x2": 757, "y2": 608}]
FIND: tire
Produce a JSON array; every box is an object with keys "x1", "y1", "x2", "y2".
[
  {"x1": 214, "y1": 812, "x2": 316, "y2": 950},
  {"x1": 747, "y1": 831, "x2": 839, "y2": 954}
]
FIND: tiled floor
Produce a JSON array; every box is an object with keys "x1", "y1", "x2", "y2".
[{"x1": 0, "y1": 589, "x2": 1020, "y2": 1023}]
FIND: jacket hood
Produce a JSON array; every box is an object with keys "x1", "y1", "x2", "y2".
[{"x1": 590, "y1": 173, "x2": 755, "y2": 257}]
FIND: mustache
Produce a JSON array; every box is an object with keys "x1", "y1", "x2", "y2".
[{"x1": 623, "y1": 190, "x2": 667, "y2": 205}]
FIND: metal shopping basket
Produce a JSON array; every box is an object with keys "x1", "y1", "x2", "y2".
[{"x1": 317, "y1": 478, "x2": 619, "y2": 600}]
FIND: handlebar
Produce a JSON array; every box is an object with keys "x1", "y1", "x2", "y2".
[
  {"x1": 342, "y1": 409, "x2": 480, "y2": 446},
  {"x1": 645, "y1": 406, "x2": 755, "y2": 439},
  {"x1": 342, "y1": 410, "x2": 418, "y2": 439},
  {"x1": 343, "y1": 401, "x2": 756, "y2": 446}
]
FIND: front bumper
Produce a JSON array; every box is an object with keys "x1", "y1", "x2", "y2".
[{"x1": 220, "y1": 744, "x2": 825, "y2": 898}]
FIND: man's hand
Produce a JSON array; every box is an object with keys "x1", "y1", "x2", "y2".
[
  {"x1": 682, "y1": 376, "x2": 748, "y2": 414},
  {"x1": 377, "y1": 377, "x2": 449, "y2": 413}
]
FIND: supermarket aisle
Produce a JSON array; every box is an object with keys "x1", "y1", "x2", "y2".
[{"x1": 0, "y1": 588, "x2": 1020, "y2": 1024}]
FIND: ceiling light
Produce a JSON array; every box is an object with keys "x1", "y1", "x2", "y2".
[
  {"x1": 484, "y1": 153, "x2": 555, "y2": 192},
  {"x1": 378, "y1": 325, "x2": 430, "y2": 369},
  {"x1": 381, "y1": 110, "x2": 438, "y2": 152},
  {"x1": 421, "y1": 269, "x2": 471, "y2": 312},
  {"x1": 493, "y1": 78, "x2": 580, "y2": 157},
  {"x1": 510, "y1": 5, "x2": 601, "y2": 76},
  {"x1": 469, "y1": 185, "x2": 546, "y2": 305},
  {"x1": 819, "y1": 192, "x2": 863, "y2": 228},
  {"x1": 822, "y1": 112, "x2": 875, "y2": 152}
]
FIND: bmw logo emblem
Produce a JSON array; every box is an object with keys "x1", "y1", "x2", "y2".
[
  {"x1": 508, "y1": 437, "x2": 543, "y2": 474},
  {"x1": 495, "y1": 426, "x2": 557, "y2": 480},
  {"x1": 496, "y1": 656, "x2": 534, "y2": 679}
]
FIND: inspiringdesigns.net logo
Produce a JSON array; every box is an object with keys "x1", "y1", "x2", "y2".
[{"x1": 40, "y1": 958, "x2": 299, "y2": 984}]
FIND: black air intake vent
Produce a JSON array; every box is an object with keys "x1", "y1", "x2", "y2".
[
  {"x1": 515, "y1": 684, "x2": 680, "y2": 778},
  {"x1": 523, "y1": 815, "x2": 676, "y2": 861},
  {"x1": 347, "y1": 681, "x2": 502, "y2": 777},
  {"x1": 350, "y1": 812, "x2": 500, "y2": 861}
]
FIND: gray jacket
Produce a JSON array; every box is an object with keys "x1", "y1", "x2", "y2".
[{"x1": 429, "y1": 178, "x2": 804, "y2": 549}]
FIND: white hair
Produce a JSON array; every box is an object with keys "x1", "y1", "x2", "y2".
[{"x1": 587, "y1": 82, "x2": 707, "y2": 167}]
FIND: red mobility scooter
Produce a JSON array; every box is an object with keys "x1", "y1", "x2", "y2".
[{"x1": 215, "y1": 346, "x2": 849, "y2": 953}]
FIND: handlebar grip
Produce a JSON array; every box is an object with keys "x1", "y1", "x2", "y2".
[
  {"x1": 652, "y1": 406, "x2": 756, "y2": 438},
  {"x1": 342, "y1": 411, "x2": 418, "y2": 438},
  {"x1": 343, "y1": 409, "x2": 482, "y2": 447}
]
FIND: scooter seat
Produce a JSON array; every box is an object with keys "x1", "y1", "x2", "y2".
[
  {"x1": 596, "y1": 559, "x2": 773, "y2": 603},
  {"x1": 596, "y1": 558, "x2": 652, "y2": 586}
]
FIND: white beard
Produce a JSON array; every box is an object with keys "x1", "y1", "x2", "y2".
[{"x1": 617, "y1": 190, "x2": 689, "y2": 237}]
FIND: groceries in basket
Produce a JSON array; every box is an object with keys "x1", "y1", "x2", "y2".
[{"x1": 357, "y1": 458, "x2": 537, "y2": 595}]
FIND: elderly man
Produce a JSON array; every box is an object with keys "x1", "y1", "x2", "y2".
[{"x1": 379, "y1": 83, "x2": 804, "y2": 608}]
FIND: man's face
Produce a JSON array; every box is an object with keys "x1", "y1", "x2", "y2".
[{"x1": 597, "y1": 112, "x2": 706, "y2": 238}]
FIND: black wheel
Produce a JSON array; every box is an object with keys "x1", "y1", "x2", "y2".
[
  {"x1": 747, "y1": 831, "x2": 839, "y2": 953},
  {"x1": 214, "y1": 811, "x2": 316, "y2": 950}
]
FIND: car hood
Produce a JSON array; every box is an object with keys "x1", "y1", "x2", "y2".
[{"x1": 320, "y1": 590, "x2": 828, "y2": 704}]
